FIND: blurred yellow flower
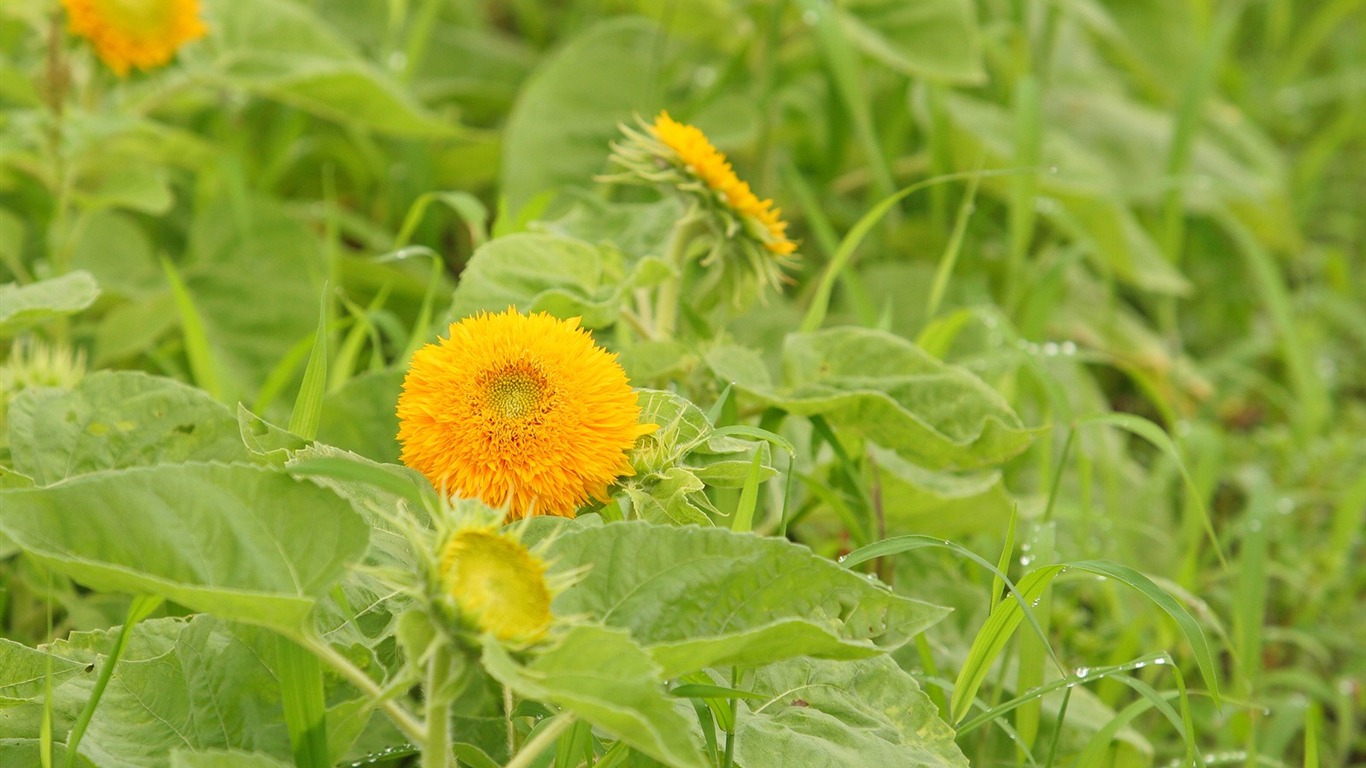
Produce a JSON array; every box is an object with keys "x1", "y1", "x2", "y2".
[
  {"x1": 396, "y1": 308, "x2": 653, "y2": 520},
  {"x1": 440, "y1": 524, "x2": 553, "y2": 644},
  {"x1": 649, "y1": 111, "x2": 796, "y2": 257},
  {"x1": 62, "y1": 0, "x2": 206, "y2": 77}
]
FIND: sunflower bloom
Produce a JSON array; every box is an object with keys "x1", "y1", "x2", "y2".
[
  {"x1": 62, "y1": 0, "x2": 206, "y2": 77},
  {"x1": 396, "y1": 308, "x2": 653, "y2": 520},
  {"x1": 649, "y1": 111, "x2": 796, "y2": 257},
  {"x1": 439, "y1": 523, "x2": 554, "y2": 644}
]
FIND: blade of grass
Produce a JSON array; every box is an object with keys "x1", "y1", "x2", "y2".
[
  {"x1": 1161, "y1": 7, "x2": 1237, "y2": 263},
  {"x1": 289, "y1": 287, "x2": 330, "y2": 441},
  {"x1": 990, "y1": 507, "x2": 1018, "y2": 612},
  {"x1": 1304, "y1": 700, "x2": 1322, "y2": 768},
  {"x1": 395, "y1": 191, "x2": 490, "y2": 251},
  {"x1": 957, "y1": 651, "x2": 1172, "y2": 733},
  {"x1": 1006, "y1": 74, "x2": 1042, "y2": 312},
  {"x1": 160, "y1": 257, "x2": 225, "y2": 401},
  {"x1": 1214, "y1": 209, "x2": 1330, "y2": 439},
  {"x1": 731, "y1": 452, "x2": 765, "y2": 533},
  {"x1": 1015, "y1": 521, "x2": 1056, "y2": 754},
  {"x1": 801, "y1": 168, "x2": 1029, "y2": 333},
  {"x1": 65, "y1": 595, "x2": 164, "y2": 768},
  {"x1": 797, "y1": 0, "x2": 895, "y2": 201},
  {"x1": 277, "y1": 635, "x2": 330, "y2": 768},
  {"x1": 924, "y1": 163, "x2": 983, "y2": 320},
  {"x1": 949, "y1": 558, "x2": 1221, "y2": 725},
  {"x1": 1233, "y1": 472, "x2": 1272, "y2": 697},
  {"x1": 1076, "y1": 412, "x2": 1228, "y2": 570}
]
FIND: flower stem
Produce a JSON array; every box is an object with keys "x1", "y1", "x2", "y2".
[
  {"x1": 422, "y1": 645, "x2": 452, "y2": 768},
  {"x1": 503, "y1": 712, "x2": 577, "y2": 768},
  {"x1": 299, "y1": 632, "x2": 426, "y2": 746},
  {"x1": 653, "y1": 213, "x2": 708, "y2": 339}
]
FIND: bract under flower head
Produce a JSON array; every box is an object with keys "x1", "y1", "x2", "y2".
[
  {"x1": 62, "y1": 0, "x2": 206, "y2": 77},
  {"x1": 396, "y1": 308, "x2": 654, "y2": 520},
  {"x1": 440, "y1": 523, "x2": 553, "y2": 644}
]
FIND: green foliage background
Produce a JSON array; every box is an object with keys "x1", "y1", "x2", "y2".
[{"x1": 1, "y1": 0, "x2": 1364, "y2": 766}]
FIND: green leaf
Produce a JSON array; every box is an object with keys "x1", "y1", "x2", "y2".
[
  {"x1": 69, "y1": 211, "x2": 160, "y2": 298},
  {"x1": 75, "y1": 617, "x2": 295, "y2": 767},
  {"x1": 708, "y1": 329, "x2": 1040, "y2": 470},
  {"x1": 0, "y1": 639, "x2": 86, "y2": 704},
  {"x1": 7, "y1": 371, "x2": 250, "y2": 485},
  {"x1": 316, "y1": 368, "x2": 403, "y2": 465},
  {"x1": 223, "y1": 58, "x2": 457, "y2": 138},
  {"x1": 500, "y1": 17, "x2": 666, "y2": 210},
  {"x1": 201, "y1": 0, "x2": 455, "y2": 137},
  {"x1": 546, "y1": 522, "x2": 949, "y2": 677},
  {"x1": 0, "y1": 272, "x2": 100, "y2": 335},
  {"x1": 736, "y1": 656, "x2": 967, "y2": 767},
  {"x1": 183, "y1": 198, "x2": 325, "y2": 405},
  {"x1": 446, "y1": 233, "x2": 623, "y2": 328},
  {"x1": 865, "y1": 444, "x2": 1014, "y2": 538},
  {"x1": 482, "y1": 625, "x2": 707, "y2": 768},
  {"x1": 288, "y1": 294, "x2": 330, "y2": 441},
  {"x1": 838, "y1": 0, "x2": 983, "y2": 82},
  {"x1": 170, "y1": 750, "x2": 293, "y2": 768},
  {"x1": 0, "y1": 463, "x2": 368, "y2": 631}
]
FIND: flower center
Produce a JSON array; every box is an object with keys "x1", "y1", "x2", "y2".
[
  {"x1": 95, "y1": 0, "x2": 174, "y2": 33},
  {"x1": 482, "y1": 364, "x2": 546, "y2": 420}
]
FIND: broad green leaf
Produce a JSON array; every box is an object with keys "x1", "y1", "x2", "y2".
[
  {"x1": 69, "y1": 210, "x2": 160, "y2": 298},
  {"x1": 0, "y1": 741, "x2": 89, "y2": 767},
  {"x1": 0, "y1": 463, "x2": 368, "y2": 631},
  {"x1": 170, "y1": 750, "x2": 293, "y2": 768},
  {"x1": 709, "y1": 329, "x2": 1040, "y2": 470},
  {"x1": 0, "y1": 272, "x2": 100, "y2": 335},
  {"x1": 237, "y1": 405, "x2": 308, "y2": 466},
  {"x1": 482, "y1": 625, "x2": 707, "y2": 768},
  {"x1": 543, "y1": 197, "x2": 684, "y2": 263},
  {"x1": 866, "y1": 444, "x2": 1013, "y2": 537},
  {"x1": 184, "y1": 198, "x2": 323, "y2": 404},
  {"x1": 7, "y1": 371, "x2": 249, "y2": 485},
  {"x1": 736, "y1": 656, "x2": 967, "y2": 767},
  {"x1": 0, "y1": 638, "x2": 86, "y2": 704},
  {"x1": 446, "y1": 233, "x2": 622, "y2": 328},
  {"x1": 222, "y1": 58, "x2": 457, "y2": 138},
  {"x1": 76, "y1": 617, "x2": 294, "y2": 768},
  {"x1": 500, "y1": 17, "x2": 666, "y2": 209},
  {"x1": 546, "y1": 522, "x2": 949, "y2": 676},
  {"x1": 317, "y1": 368, "x2": 403, "y2": 465},
  {"x1": 200, "y1": 0, "x2": 454, "y2": 137},
  {"x1": 74, "y1": 165, "x2": 174, "y2": 215},
  {"x1": 838, "y1": 0, "x2": 984, "y2": 83}
]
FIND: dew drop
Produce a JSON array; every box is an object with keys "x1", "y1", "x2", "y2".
[
  {"x1": 1042, "y1": 341, "x2": 1061, "y2": 356},
  {"x1": 1019, "y1": 555, "x2": 1034, "y2": 566},
  {"x1": 1074, "y1": 666, "x2": 1090, "y2": 677},
  {"x1": 1060, "y1": 341, "x2": 1078, "y2": 355}
]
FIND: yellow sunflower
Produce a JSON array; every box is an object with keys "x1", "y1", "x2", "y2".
[
  {"x1": 440, "y1": 522, "x2": 554, "y2": 644},
  {"x1": 649, "y1": 111, "x2": 796, "y2": 257},
  {"x1": 62, "y1": 0, "x2": 206, "y2": 77},
  {"x1": 396, "y1": 308, "x2": 654, "y2": 520}
]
